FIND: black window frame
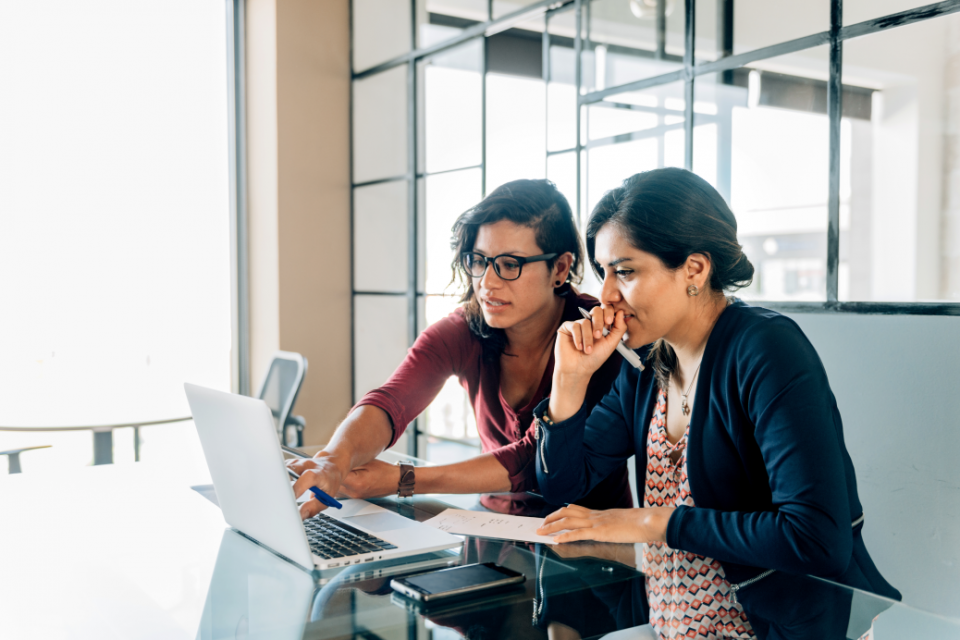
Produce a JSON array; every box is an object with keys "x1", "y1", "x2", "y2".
[{"x1": 349, "y1": 0, "x2": 960, "y2": 456}]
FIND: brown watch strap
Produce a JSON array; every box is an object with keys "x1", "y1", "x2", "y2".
[{"x1": 397, "y1": 462, "x2": 416, "y2": 498}]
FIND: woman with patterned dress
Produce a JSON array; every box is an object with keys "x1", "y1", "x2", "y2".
[{"x1": 533, "y1": 168, "x2": 900, "y2": 639}]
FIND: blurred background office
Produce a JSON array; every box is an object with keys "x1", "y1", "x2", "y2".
[{"x1": 0, "y1": 0, "x2": 958, "y2": 620}]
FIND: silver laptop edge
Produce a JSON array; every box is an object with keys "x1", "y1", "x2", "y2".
[{"x1": 184, "y1": 383, "x2": 462, "y2": 570}]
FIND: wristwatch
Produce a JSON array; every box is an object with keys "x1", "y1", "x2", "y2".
[{"x1": 397, "y1": 462, "x2": 416, "y2": 498}]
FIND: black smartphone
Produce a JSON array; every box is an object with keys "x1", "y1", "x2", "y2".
[{"x1": 389, "y1": 562, "x2": 525, "y2": 603}]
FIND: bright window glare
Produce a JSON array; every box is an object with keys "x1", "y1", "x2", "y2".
[
  {"x1": 486, "y1": 73, "x2": 546, "y2": 192},
  {"x1": 0, "y1": 0, "x2": 231, "y2": 469}
]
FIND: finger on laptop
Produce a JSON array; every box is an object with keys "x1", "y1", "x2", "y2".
[
  {"x1": 286, "y1": 456, "x2": 317, "y2": 475},
  {"x1": 293, "y1": 469, "x2": 324, "y2": 498},
  {"x1": 299, "y1": 496, "x2": 326, "y2": 519}
]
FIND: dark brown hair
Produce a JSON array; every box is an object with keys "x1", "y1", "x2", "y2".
[
  {"x1": 450, "y1": 179, "x2": 583, "y2": 361},
  {"x1": 585, "y1": 168, "x2": 754, "y2": 389}
]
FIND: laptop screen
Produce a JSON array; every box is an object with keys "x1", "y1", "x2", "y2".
[{"x1": 260, "y1": 358, "x2": 300, "y2": 429}]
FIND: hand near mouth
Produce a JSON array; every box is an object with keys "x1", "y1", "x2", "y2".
[{"x1": 548, "y1": 307, "x2": 628, "y2": 422}]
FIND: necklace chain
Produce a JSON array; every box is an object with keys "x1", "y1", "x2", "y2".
[
  {"x1": 678, "y1": 355, "x2": 703, "y2": 417},
  {"x1": 674, "y1": 297, "x2": 730, "y2": 417}
]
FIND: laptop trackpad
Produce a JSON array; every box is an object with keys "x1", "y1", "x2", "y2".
[{"x1": 345, "y1": 512, "x2": 421, "y2": 533}]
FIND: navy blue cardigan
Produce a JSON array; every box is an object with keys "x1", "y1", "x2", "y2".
[{"x1": 534, "y1": 300, "x2": 899, "y2": 601}]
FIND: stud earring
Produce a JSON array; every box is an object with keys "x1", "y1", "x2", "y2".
[
  {"x1": 687, "y1": 284, "x2": 700, "y2": 297},
  {"x1": 556, "y1": 281, "x2": 562, "y2": 286}
]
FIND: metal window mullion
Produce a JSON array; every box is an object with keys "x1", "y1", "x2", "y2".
[
  {"x1": 349, "y1": 0, "x2": 357, "y2": 404},
  {"x1": 683, "y1": 0, "x2": 694, "y2": 171},
  {"x1": 574, "y1": 0, "x2": 583, "y2": 225},
  {"x1": 656, "y1": 0, "x2": 666, "y2": 59},
  {"x1": 839, "y1": 0, "x2": 960, "y2": 41},
  {"x1": 826, "y1": 0, "x2": 842, "y2": 302},
  {"x1": 417, "y1": 163, "x2": 484, "y2": 180},
  {"x1": 543, "y1": 14, "x2": 550, "y2": 178},
  {"x1": 407, "y1": 2, "x2": 420, "y2": 457},
  {"x1": 589, "y1": 122, "x2": 687, "y2": 149},
  {"x1": 353, "y1": 174, "x2": 409, "y2": 189},
  {"x1": 226, "y1": 0, "x2": 249, "y2": 396},
  {"x1": 762, "y1": 301, "x2": 960, "y2": 316},
  {"x1": 482, "y1": 34, "x2": 488, "y2": 196},
  {"x1": 582, "y1": 69, "x2": 687, "y2": 105},
  {"x1": 715, "y1": 0, "x2": 734, "y2": 202}
]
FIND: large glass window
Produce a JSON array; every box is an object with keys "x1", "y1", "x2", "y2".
[
  {"x1": 694, "y1": 47, "x2": 831, "y2": 301},
  {"x1": 838, "y1": 17, "x2": 957, "y2": 301},
  {"x1": 350, "y1": 0, "x2": 960, "y2": 461},
  {"x1": 0, "y1": 0, "x2": 232, "y2": 472}
]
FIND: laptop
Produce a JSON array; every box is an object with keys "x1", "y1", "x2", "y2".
[{"x1": 184, "y1": 383, "x2": 463, "y2": 571}]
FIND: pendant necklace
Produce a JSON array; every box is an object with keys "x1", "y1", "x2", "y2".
[{"x1": 680, "y1": 360, "x2": 702, "y2": 417}]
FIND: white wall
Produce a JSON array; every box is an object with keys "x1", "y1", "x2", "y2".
[
  {"x1": 246, "y1": 0, "x2": 352, "y2": 445},
  {"x1": 788, "y1": 312, "x2": 960, "y2": 618},
  {"x1": 247, "y1": 0, "x2": 281, "y2": 393}
]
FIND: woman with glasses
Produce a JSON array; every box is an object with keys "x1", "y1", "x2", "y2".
[
  {"x1": 290, "y1": 179, "x2": 631, "y2": 517},
  {"x1": 533, "y1": 168, "x2": 899, "y2": 638}
]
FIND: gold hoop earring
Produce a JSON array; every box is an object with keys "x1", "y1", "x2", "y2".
[{"x1": 687, "y1": 284, "x2": 700, "y2": 297}]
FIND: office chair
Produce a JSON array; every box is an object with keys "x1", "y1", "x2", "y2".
[
  {"x1": 0, "y1": 444, "x2": 51, "y2": 474},
  {"x1": 257, "y1": 351, "x2": 308, "y2": 448}
]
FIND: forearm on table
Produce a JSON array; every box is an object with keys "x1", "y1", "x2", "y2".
[
  {"x1": 320, "y1": 405, "x2": 394, "y2": 473},
  {"x1": 414, "y1": 453, "x2": 512, "y2": 494}
]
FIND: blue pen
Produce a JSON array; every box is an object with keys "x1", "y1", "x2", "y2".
[{"x1": 287, "y1": 467, "x2": 343, "y2": 509}]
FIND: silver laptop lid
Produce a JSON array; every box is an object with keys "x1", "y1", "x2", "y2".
[{"x1": 184, "y1": 383, "x2": 314, "y2": 569}]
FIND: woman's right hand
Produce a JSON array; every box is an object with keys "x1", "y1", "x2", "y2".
[
  {"x1": 288, "y1": 453, "x2": 345, "y2": 520},
  {"x1": 554, "y1": 307, "x2": 627, "y2": 383},
  {"x1": 549, "y1": 308, "x2": 627, "y2": 422}
]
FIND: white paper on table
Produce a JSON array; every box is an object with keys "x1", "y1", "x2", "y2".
[{"x1": 423, "y1": 508, "x2": 565, "y2": 545}]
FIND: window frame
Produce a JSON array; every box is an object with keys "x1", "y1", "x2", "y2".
[{"x1": 349, "y1": 0, "x2": 960, "y2": 455}]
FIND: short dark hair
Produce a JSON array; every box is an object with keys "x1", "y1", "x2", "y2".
[
  {"x1": 450, "y1": 179, "x2": 583, "y2": 360},
  {"x1": 585, "y1": 168, "x2": 755, "y2": 388}
]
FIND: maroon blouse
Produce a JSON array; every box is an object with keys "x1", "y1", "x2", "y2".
[{"x1": 354, "y1": 291, "x2": 632, "y2": 515}]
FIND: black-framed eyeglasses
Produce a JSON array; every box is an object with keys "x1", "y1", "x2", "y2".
[{"x1": 460, "y1": 251, "x2": 557, "y2": 281}]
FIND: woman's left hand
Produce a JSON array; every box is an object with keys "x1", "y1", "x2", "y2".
[
  {"x1": 339, "y1": 459, "x2": 401, "y2": 499},
  {"x1": 536, "y1": 504, "x2": 675, "y2": 544}
]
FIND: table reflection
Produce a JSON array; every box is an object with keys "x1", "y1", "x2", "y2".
[
  {"x1": 196, "y1": 504, "x2": 959, "y2": 640},
  {"x1": 197, "y1": 529, "x2": 314, "y2": 640},
  {"x1": 534, "y1": 546, "x2": 960, "y2": 640}
]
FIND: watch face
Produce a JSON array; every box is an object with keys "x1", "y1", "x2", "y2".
[{"x1": 398, "y1": 464, "x2": 415, "y2": 497}]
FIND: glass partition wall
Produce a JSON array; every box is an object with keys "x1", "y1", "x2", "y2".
[{"x1": 351, "y1": 0, "x2": 960, "y2": 459}]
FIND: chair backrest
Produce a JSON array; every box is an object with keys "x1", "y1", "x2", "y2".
[{"x1": 256, "y1": 351, "x2": 307, "y2": 440}]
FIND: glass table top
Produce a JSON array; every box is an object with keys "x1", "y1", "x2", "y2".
[{"x1": 0, "y1": 456, "x2": 957, "y2": 639}]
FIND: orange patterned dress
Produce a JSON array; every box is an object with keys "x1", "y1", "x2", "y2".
[{"x1": 641, "y1": 388, "x2": 756, "y2": 639}]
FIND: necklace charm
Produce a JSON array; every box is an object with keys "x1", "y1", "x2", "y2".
[{"x1": 677, "y1": 360, "x2": 702, "y2": 418}]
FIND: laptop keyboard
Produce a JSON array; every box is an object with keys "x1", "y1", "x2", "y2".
[{"x1": 305, "y1": 512, "x2": 398, "y2": 560}]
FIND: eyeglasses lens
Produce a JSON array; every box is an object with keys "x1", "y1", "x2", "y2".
[
  {"x1": 493, "y1": 256, "x2": 521, "y2": 280},
  {"x1": 463, "y1": 253, "x2": 486, "y2": 277},
  {"x1": 462, "y1": 253, "x2": 522, "y2": 280}
]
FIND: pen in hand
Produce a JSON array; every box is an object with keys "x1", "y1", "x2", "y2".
[
  {"x1": 577, "y1": 307, "x2": 645, "y2": 370},
  {"x1": 287, "y1": 466, "x2": 343, "y2": 509}
]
